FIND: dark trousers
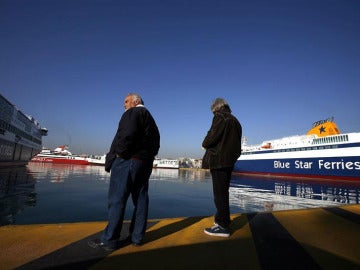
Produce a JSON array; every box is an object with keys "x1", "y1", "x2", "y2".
[
  {"x1": 210, "y1": 167, "x2": 233, "y2": 228},
  {"x1": 102, "y1": 157, "x2": 153, "y2": 248}
]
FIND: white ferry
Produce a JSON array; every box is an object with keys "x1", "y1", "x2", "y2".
[
  {"x1": 153, "y1": 158, "x2": 179, "y2": 169},
  {"x1": 234, "y1": 117, "x2": 360, "y2": 181},
  {"x1": 0, "y1": 94, "x2": 48, "y2": 167},
  {"x1": 86, "y1": 154, "x2": 106, "y2": 165}
]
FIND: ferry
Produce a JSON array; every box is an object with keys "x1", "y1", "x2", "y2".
[
  {"x1": 83, "y1": 156, "x2": 181, "y2": 168},
  {"x1": 153, "y1": 158, "x2": 179, "y2": 169},
  {"x1": 0, "y1": 94, "x2": 48, "y2": 167},
  {"x1": 234, "y1": 117, "x2": 360, "y2": 181},
  {"x1": 86, "y1": 154, "x2": 106, "y2": 165},
  {"x1": 30, "y1": 145, "x2": 89, "y2": 165}
]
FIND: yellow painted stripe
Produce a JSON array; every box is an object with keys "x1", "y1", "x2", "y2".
[
  {"x1": 340, "y1": 204, "x2": 360, "y2": 215},
  {"x1": 92, "y1": 214, "x2": 261, "y2": 270},
  {"x1": 274, "y1": 207, "x2": 360, "y2": 269},
  {"x1": 0, "y1": 222, "x2": 106, "y2": 269},
  {"x1": 1, "y1": 205, "x2": 358, "y2": 270}
]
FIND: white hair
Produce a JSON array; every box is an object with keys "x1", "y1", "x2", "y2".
[
  {"x1": 211, "y1": 98, "x2": 230, "y2": 113},
  {"x1": 127, "y1": 93, "x2": 144, "y2": 105}
]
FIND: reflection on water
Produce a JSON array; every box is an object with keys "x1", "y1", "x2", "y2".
[
  {"x1": 151, "y1": 168, "x2": 211, "y2": 182},
  {"x1": 1, "y1": 163, "x2": 359, "y2": 226},
  {"x1": 28, "y1": 162, "x2": 110, "y2": 183},
  {"x1": 0, "y1": 166, "x2": 37, "y2": 225},
  {"x1": 229, "y1": 175, "x2": 360, "y2": 213}
]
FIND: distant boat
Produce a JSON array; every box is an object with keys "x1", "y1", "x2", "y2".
[
  {"x1": 153, "y1": 158, "x2": 179, "y2": 169},
  {"x1": 30, "y1": 145, "x2": 89, "y2": 165},
  {"x1": 234, "y1": 117, "x2": 360, "y2": 181},
  {"x1": 0, "y1": 94, "x2": 48, "y2": 167},
  {"x1": 86, "y1": 154, "x2": 106, "y2": 165},
  {"x1": 83, "y1": 155, "x2": 180, "y2": 169}
]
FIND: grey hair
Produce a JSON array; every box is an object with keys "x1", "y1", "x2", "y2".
[
  {"x1": 211, "y1": 98, "x2": 230, "y2": 113},
  {"x1": 127, "y1": 93, "x2": 144, "y2": 105}
]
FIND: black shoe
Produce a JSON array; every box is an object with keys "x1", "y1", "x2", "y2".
[
  {"x1": 127, "y1": 234, "x2": 142, "y2": 246},
  {"x1": 88, "y1": 239, "x2": 116, "y2": 251},
  {"x1": 204, "y1": 224, "x2": 230, "y2": 237}
]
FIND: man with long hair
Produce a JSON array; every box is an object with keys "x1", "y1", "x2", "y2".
[{"x1": 202, "y1": 98, "x2": 242, "y2": 237}]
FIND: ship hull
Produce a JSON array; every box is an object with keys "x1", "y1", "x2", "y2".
[
  {"x1": 30, "y1": 156, "x2": 89, "y2": 165},
  {"x1": 0, "y1": 138, "x2": 40, "y2": 167},
  {"x1": 0, "y1": 95, "x2": 47, "y2": 167},
  {"x1": 234, "y1": 147, "x2": 360, "y2": 181}
]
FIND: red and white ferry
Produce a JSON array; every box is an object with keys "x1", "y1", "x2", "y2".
[{"x1": 30, "y1": 145, "x2": 89, "y2": 165}]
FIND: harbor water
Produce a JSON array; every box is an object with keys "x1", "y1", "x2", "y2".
[{"x1": 1, "y1": 162, "x2": 360, "y2": 226}]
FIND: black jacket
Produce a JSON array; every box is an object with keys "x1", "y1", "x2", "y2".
[
  {"x1": 202, "y1": 107, "x2": 242, "y2": 169},
  {"x1": 105, "y1": 106, "x2": 160, "y2": 171}
]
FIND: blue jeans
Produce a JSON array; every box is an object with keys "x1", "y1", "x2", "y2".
[{"x1": 101, "y1": 157, "x2": 153, "y2": 248}]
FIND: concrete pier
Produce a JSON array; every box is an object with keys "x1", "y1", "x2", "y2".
[{"x1": 1, "y1": 204, "x2": 359, "y2": 269}]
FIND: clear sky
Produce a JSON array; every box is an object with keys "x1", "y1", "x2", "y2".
[{"x1": 1, "y1": 0, "x2": 359, "y2": 159}]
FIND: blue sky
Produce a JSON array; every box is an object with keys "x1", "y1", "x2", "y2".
[{"x1": 1, "y1": 0, "x2": 359, "y2": 158}]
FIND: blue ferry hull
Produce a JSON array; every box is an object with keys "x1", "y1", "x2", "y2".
[{"x1": 234, "y1": 156, "x2": 360, "y2": 181}]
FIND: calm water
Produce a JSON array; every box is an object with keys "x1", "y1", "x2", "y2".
[{"x1": 1, "y1": 163, "x2": 359, "y2": 226}]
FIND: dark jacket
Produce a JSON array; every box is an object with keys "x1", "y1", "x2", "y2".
[
  {"x1": 202, "y1": 107, "x2": 242, "y2": 169},
  {"x1": 105, "y1": 106, "x2": 160, "y2": 172}
]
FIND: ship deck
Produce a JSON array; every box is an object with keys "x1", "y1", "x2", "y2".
[{"x1": 1, "y1": 204, "x2": 359, "y2": 269}]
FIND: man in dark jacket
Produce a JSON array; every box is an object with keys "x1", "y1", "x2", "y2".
[
  {"x1": 89, "y1": 93, "x2": 160, "y2": 250},
  {"x1": 202, "y1": 98, "x2": 242, "y2": 237}
]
